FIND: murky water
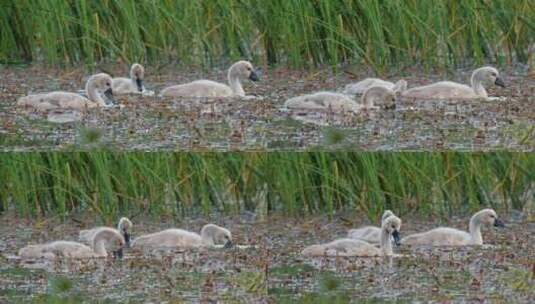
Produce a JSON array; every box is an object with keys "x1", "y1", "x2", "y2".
[
  {"x1": 1, "y1": 212, "x2": 533, "y2": 303},
  {"x1": 1, "y1": 64, "x2": 533, "y2": 151}
]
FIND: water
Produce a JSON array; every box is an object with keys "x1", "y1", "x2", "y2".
[
  {"x1": 1, "y1": 65, "x2": 533, "y2": 151},
  {"x1": 1, "y1": 212, "x2": 533, "y2": 303}
]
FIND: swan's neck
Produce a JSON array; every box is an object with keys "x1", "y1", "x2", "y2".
[
  {"x1": 469, "y1": 216, "x2": 483, "y2": 245},
  {"x1": 92, "y1": 238, "x2": 108, "y2": 256},
  {"x1": 86, "y1": 82, "x2": 105, "y2": 106},
  {"x1": 228, "y1": 69, "x2": 245, "y2": 96},
  {"x1": 471, "y1": 74, "x2": 488, "y2": 98},
  {"x1": 201, "y1": 233, "x2": 214, "y2": 246},
  {"x1": 380, "y1": 228, "x2": 393, "y2": 256}
]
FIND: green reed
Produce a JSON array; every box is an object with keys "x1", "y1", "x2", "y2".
[
  {"x1": 0, "y1": 1, "x2": 533, "y2": 69},
  {"x1": 0, "y1": 153, "x2": 532, "y2": 219}
]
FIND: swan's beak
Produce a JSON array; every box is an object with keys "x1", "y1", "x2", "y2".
[
  {"x1": 249, "y1": 71, "x2": 259, "y2": 82},
  {"x1": 494, "y1": 77, "x2": 505, "y2": 87},
  {"x1": 113, "y1": 248, "x2": 123, "y2": 259},
  {"x1": 494, "y1": 218, "x2": 505, "y2": 228},
  {"x1": 392, "y1": 230, "x2": 401, "y2": 246},
  {"x1": 123, "y1": 231, "x2": 131, "y2": 248},
  {"x1": 104, "y1": 88, "x2": 115, "y2": 105},
  {"x1": 223, "y1": 240, "x2": 233, "y2": 249},
  {"x1": 136, "y1": 78, "x2": 143, "y2": 92}
]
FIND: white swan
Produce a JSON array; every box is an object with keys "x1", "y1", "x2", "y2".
[
  {"x1": 401, "y1": 209, "x2": 505, "y2": 246},
  {"x1": 131, "y1": 224, "x2": 232, "y2": 249},
  {"x1": 18, "y1": 228, "x2": 125, "y2": 259},
  {"x1": 347, "y1": 210, "x2": 395, "y2": 244},
  {"x1": 79, "y1": 217, "x2": 133, "y2": 247},
  {"x1": 401, "y1": 67, "x2": 505, "y2": 99},
  {"x1": 17, "y1": 73, "x2": 115, "y2": 111},
  {"x1": 301, "y1": 215, "x2": 402, "y2": 257},
  {"x1": 160, "y1": 61, "x2": 258, "y2": 97},
  {"x1": 284, "y1": 86, "x2": 395, "y2": 113},
  {"x1": 343, "y1": 78, "x2": 407, "y2": 95},
  {"x1": 112, "y1": 63, "x2": 146, "y2": 94}
]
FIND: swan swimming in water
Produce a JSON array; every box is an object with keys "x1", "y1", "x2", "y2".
[
  {"x1": 79, "y1": 217, "x2": 133, "y2": 247},
  {"x1": 160, "y1": 61, "x2": 259, "y2": 98},
  {"x1": 347, "y1": 210, "x2": 395, "y2": 244},
  {"x1": 401, "y1": 208, "x2": 505, "y2": 246},
  {"x1": 112, "y1": 63, "x2": 146, "y2": 94},
  {"x1": 19, "y1": 228, "x2": 125, "y2": 259},
  {"x1": 343, "y1": 78, "x2": 407, "y2": 95},
  {"x1": 284, "y1": 86, "x2": 395, "y2": 113},
  {"x1": 17, "y1": 73, "x2": 115, "y2": 111},
  {"x1": 131, "y1": 224, "x2": 232, "y2": 249},
  {"x1": 401, "y1": 67, "x2": 505, "y2": 100},
  {"x1": 301, "y1": 215, "x2": 402, "y2": 257}
]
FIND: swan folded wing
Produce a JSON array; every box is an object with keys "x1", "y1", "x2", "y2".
[
  {"x1": 161, "y1": 80, "x2": 233, "y2": 97},
  {"x1": 402, "y1": 227, "x2": 471, "y2": 246},
  {"x1": 18, "y1": 92, "x2": 94, "y2": 111},
  {"x1": 112, "y1": 77, "x2": 138, "y2": 94},
  {"x1": 132, "y1": 229, "x2": 203, "y2": 248},
  {"x1": 347, "y1": 226, "x2": 381, "y2": 243},
  {"x1": 402, "y1": 82, "x2": 478, "y2": 99}
]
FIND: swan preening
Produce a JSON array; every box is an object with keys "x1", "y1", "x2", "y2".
[
  {"x1": 347, "y1": 210, "x2": 395, "y2": 244},
  {"x1": 160, "y1": 61, "x2": 259, "y2": 98},
  {"x1": 343, "y1": 78, "x2": 408, "y2": 95},
  {"x1": 301, "y1": 215, "x2": 402, "y2": 257},
  {"x1": 401, "y1": 209, "x2": 505, "y2": 246},
  {"x1": 402, "y1": 67, "x2": 505, "y2": 100},
  {"x1": 131, "y1": 224, "x2": 232, "y2": 249},
  {"x1": 19, "y1": 228, "x2": 125, "y2": 259},
  {"x1": 112, "y1": 63, "x2": 146, "y2": 94},
  {"x1": 79, "y1": 217, "x2": 133, "y2": 247},
  {"x1": 17, "y1": 73, "x2": 115, "y2": 111},
  {"x1": 284, "y1": 86, "x2": 395, "y2": 113}
]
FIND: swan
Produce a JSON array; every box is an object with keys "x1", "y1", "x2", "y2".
[
  {"x1": 347, "y1": 210, "x2": 395, "y2": 244},
  {"x1": 301, "y1": 215, "x2": 402, "y2": 257},
  {"x1": 79, "y1": 217, "x2": 133, "y2": 247},
  {"x1": 18, "y1": 228, "x2": 125, "y2": 259},
  {"x1": 160, "y1": 61, "x2": 258, "y2": 97},
  {"x1": 284, "y1": 86, "x2": 395, "y2": 113},
  {"x1": 112, "y1": 63, "x2": 146, "y2": 94},
  {"x1": 401, "y1": 67, "x2": 505, "y2": 100},
  {"x1": 131, "y1": 224, "x2": 232, "y2": 249},
  {"x1": 17, "y1": 73, "x2": 115, "y2": 111},
  {"x1": 401, "y1": 208, "x2": 505, "y2": 246},
  {"x1": 343, "y1": 78, "x2": 407, "y2": 95}
]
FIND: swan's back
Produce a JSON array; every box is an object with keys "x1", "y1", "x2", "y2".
[
  {"x1": 402, "y1": 81, "x2": 477, "y2": 99},
  {"x1": 19, "y1": 241, "x2": 96, "y2": 259},
  {"x1": 112, "y1": 77, "x2": 137, "y2": 94},
  {"x1": 284, "y1": 92, "x2": 359, "y2": 112},
  {"x1": 401, "y1": 227, "x2": 471, "y2": 246},
  {"x1": 17, "y1": 92, "x2": 93, "y2": 111},
  {"x1": 160, "y1": 80, "x2": 233, "y2": 97},
  {"x1": 132, "y1": 228, "x2": 202, "y2": 248},
  {"x1": 343, "y1": 78, "x2": 395, "y2": 95}
]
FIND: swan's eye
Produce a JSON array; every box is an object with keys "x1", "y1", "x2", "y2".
[
  {"x1": 106, "y1": 82, "x2": 110, "y2": 86},
  {"x1": 391, "y1": 225, "x2": 395, "y2": 229},
  {"x1": 490, "y1": 214, "x2": 495, "y2": 218},
  {"x1": 491, "y1": 73, "x2": 497, "y2": 77}
]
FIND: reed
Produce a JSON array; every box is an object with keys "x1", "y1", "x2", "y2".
[
  {"x1": 0, "y1": 0, "x2": 532, "y2": 69},
  {"x1": 0, "y1": 152, "x2": 532, "y2": 220}
]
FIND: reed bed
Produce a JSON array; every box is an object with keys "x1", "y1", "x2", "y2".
[
  {"x1": 0, "y1": 152, "x2": 532, "y2": 219},
  {"x1": 0, "y1": 1, "x2": 533, "y2": 69}
]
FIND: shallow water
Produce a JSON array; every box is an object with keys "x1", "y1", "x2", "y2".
[
  {"x1": 1, "y1": 212, "x2": 533, "y2": 303},
  {"x1": 1, "y1": 64, "x2": 533, "y2": 151}
]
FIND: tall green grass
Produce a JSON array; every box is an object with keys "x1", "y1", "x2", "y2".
[
  {"x1": 0, "y1": 1, "x2": 533, "y2": 69},
  {"x1": 0, "y1": 153, "x2": 532, "y2": 220}
]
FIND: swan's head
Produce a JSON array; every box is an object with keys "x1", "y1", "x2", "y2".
[
  {"x1": 87, "y1": 73, "x2": 115, "y2": 106},
  {"x1": 230, "y1": 61, "x2": 259, "y2": 82},
  {"x1": 130, "y1": 63, "x2": 145, "y2": 92},
  {"x1": 393, "y1": 79, "x2": 408, "y2": 93},
  {"x1": 382, "y1": 215, "x2": 402, "y2": 246},
  {"x1": 93, "y1": 228, "x2": 126, "y2": 259},
  {"x1": 201, "y1": 224, "x2": 233, "y2": 248},
  {"x1": 118, "y1": 217, "x2": 133, "y2": 247},
  {"x1": 381, "y1": 210, "x2": 395, "y2": 223},
  {"x1": 474, "y1": 208, "x2": 505, "y2": 228},
  {"x1": 473, "y1": 67, "x2": 505, "y2": 88},
  {"x1": 362, "y1": 86, "x2": 396, "y2": 108}
]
